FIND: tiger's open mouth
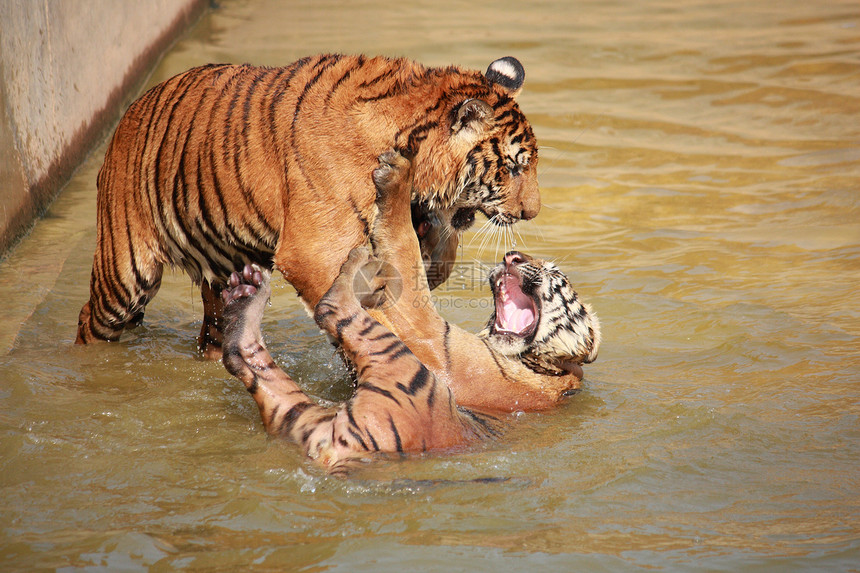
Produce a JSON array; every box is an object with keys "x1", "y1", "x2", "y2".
[{"x1": 490, "y1": 263, "x2": 538, "y2": 338}]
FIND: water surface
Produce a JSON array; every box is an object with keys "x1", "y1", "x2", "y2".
[{"x1": 1, "y1": 0, "x2": 859, "y2": 570}]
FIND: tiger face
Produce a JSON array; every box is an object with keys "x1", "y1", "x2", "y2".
[
  {"x1": 481, "y1": 251, "x2": 601, "y2": 375},
  {"x1": 408, "y1": 57, "x2": 541, "y2": 232}
]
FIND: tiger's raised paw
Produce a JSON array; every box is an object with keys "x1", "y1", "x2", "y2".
[
  {"x1": 221, "y1": 264, "x2": 271, "y2": 318},
  {"x1": 372, "y1": 149, "x2": 414, "y2": 199}
]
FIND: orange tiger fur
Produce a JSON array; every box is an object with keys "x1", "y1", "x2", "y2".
[
  {"x1": 76, "y1": 54, "x2": 581, "y2": 412},
  {"x1": 365, "y1": 151, "x2": 582, "y2": 412},
  {"x1": 222, "y1": 251, "x2": 498, "y2": 474},
  {"x1": 221, "y1": 153, "x2": 598, "y2": 473}
]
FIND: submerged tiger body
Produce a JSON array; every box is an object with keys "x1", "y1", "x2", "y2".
[{"x1": 221, "y1": 153, "x2": 601, "y2": 473}]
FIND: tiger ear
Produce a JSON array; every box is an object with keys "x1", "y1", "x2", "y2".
[
  {"x1": 451, "y1": 98, "x2": 494, "y2": 135},
  {"x1": 485, "y1": 56, "x2": 525, "y2": 98}
]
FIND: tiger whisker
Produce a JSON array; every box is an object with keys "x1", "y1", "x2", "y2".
[
  {"x1": 474, "y1": 215, "x2": 501, "y2": 261},
  {"x1": 467, "y1": 215, "x2": 496, "y2": 251}
]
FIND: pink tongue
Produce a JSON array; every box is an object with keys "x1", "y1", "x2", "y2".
[{"x1": 497, "y1": 276, "x2": 535, "y2": 333}]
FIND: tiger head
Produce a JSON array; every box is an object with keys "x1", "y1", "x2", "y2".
[
  {"x1": 480, "y1": 251, "x2": 601, "y2": 376},
  {"x1": 406, "y1": 57, "x2": 540, "y2": 232}
]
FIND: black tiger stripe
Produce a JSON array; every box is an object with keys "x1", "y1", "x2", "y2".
[
  {"x1": 366, "y1": 429, "x2": 380, "y2": 451},
  {"x1": 358, "y1": 382, "x2": 402, "y2": 406},
  {"x1": 288, "y1": 55, "x2": 340, "y2": 192},
  {"x1": 349, "y1": 197, "x2": 370, "y2": 238},
  {"x1": 442, "y1": 321, "x2": 453, "y2": 371},
  {"x1": 335, "y1": 313, "x2": 359, "y2": 339},
  {"x1": 490, "y1": 138, "x2": 505, "y2": 170},
  {"x1": 458, "y1": 408, "x2": 502, "y2": 438},
  {"x1": 223, "y1": 68, "x2": 249, "y2": 163},
  {"x1": 324, "y1": 55, "x2": 365, "y2": 107},
  {"x1": 292, "y1": 54, "x2": 339, "y2": 130},
  {"x1": 167, "y1": 98, "x2": 217, "y2": 280},
  {"x1": 355, "y1": 88, "x2": 401, "y2": 104},
  {"x1": 403, "y1": 121, "x2": 439, "y2": 154},
  {"x1": 369, "y1": 340, "x2": 406, "y2": 357},
  {"x1": 357, "y1": 320, "x2": 379, "y2": 337},
  {"x1": 347, "y1": 428, "x2": 370, "y2": 450},
  {"x1": 480, "y1": 338, "x2": 515, "y2": 382},
  {"x1": 205, "y1": 144, "x2": 262, "y2": 266},
  {"x1": 369, "y1": 330, "x2": 398, "y2": 342},
  {"x1": 191, "y1": 154, "x2": 249, "y2": 275},
  {"x1": 299, "y1": 411, "x2": 336, "y2": 444},
  {"x1": 89, "y1": 270, "x2": 126, "y2": 328},
  {"x1": 393, "y1": 98, "x2": 444, "y2": 143},
  {"x1": 266, "y1": 56, "x2": 312, "y2": 140},
  {"x1": 314, "y1": 304, "x2": 336, "y2": 321},
  {"x1": 232, "y1": 71, "x2": 279, "y2": 240},
  {"x1": 388, "y1": 414, "x2": 403, "y2": 453},
  {"x1": 496, "y1": 108, "x2": 514, "y2": 123},
  {"x1": 139, "y1": 80, "x2": 180, "y2": 252},
  {"x1": 425, "y1": 376, "x2": 437, "y2": 410},
  {"x1": 94, "y1": 218, "x2": 135, "y2": 323},
  {"x1": 357, "y1": 65, "x2": 398, "y2": 90},
  {"x1": 354, "y1": 62, "x2": 408, "y2": 103},
  {"x1": 124, "y1": 218, "x2": 158, "y2": 293},
  {"x1": 395, "y1": 365, "x2": 431, "y2": 396},
  {"x1": 491, "y1": 92, "x2": 513, "y2": 110},
  {"x1": 259, "y1": 66, "x2": 287, "y2": 159},
  {"x1": 345, "y1": 402, "x2": 359, "y2": 428}
]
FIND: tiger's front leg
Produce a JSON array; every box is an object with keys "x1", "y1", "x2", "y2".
[
  {"x1": 222, "y1": 265, "x2": 356, "y2": 471},
  {"x1": 314, "y1": 247, "x2": 483, "y2": 454}
]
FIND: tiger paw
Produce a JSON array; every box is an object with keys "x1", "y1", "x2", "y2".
[
  {"x1": 221, "y1": 264, "x2": 271, "y2": 322},
  {"x1": 372, "y1": 149, "x2": 414, "y2": 199}
]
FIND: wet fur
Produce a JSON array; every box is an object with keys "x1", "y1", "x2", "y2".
[
  {"x1": 77, "y1": 55, "x2": 586, "y2": 413},
  {"x1": 223, "y1": 245, "x2": 598, "y2": 473},
  {"x1": 222, "y1": 252, "x2": 498, "y2": 475},
  {"x1": 75, "y1": 55, "x2": 540, "y2": 361},
  {"x1": 222, "y1": 152, "x2": 600, "y2": 473}
]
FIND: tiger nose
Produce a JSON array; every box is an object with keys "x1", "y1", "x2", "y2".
[
  {"x1": 519, "y1": 192, "x2": 541, "y2": 221},
  {"x1": 504, "y1": 251, "x2": 531, "y2": 267}
]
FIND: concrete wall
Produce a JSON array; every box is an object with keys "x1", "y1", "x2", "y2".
[{"x1": 0, "y1": 0, "x2": 208, "y2": 256}]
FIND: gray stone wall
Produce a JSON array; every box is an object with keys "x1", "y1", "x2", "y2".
[{"x1": 0, "y1": 0, "x2": 208, "y2": 256}]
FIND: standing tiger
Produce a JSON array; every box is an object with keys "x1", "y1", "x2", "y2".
[{"x1": 76, "y1": 54, "x2": 582, "y2": 412}]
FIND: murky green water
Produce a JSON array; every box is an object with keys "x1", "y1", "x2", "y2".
[{"x1": 2, "y1": 0, "x2": 859, "y2": 570}]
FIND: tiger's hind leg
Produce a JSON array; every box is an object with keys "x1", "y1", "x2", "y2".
[
  {"x1": 75, "y1": 233, "x2": 164, "y2": 344},
  {"x1": 222, "y1": 265, "x2": 314, "y2": 434},
  {"x1": 222, "y1": 265, "x2": 363, "y2": 471},
  {"x1": 198, "y1": 280, "x2": 226, "y2": 360}
]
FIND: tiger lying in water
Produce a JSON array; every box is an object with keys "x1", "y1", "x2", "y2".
[{"x1": 222, "y1": 247, "x2": 599, "y2": 473}]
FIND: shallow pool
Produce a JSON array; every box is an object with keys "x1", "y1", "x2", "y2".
[{"x1": 2, "y1": 0, "x2": 859, "y2": 569}]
